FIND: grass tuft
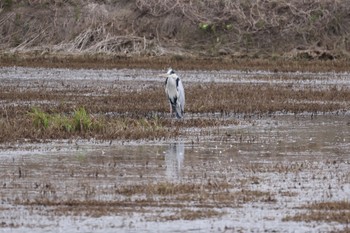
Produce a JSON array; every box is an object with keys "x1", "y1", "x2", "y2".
[
  {"x1": 73, "y1": 107, "x2": 92, "y2": 132},
  {"x1": 29, "y1": 107, "x2": 50, "y2": 129},
  {"x1": 283, "y1": 201, "x2": 350, "y2": 223},
  {"x1": 29, "y1": 107, "x2": 97, "y2": 133}
]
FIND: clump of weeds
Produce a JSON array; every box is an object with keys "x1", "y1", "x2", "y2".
[
  {"x1": 30, "y1": 107, "x2": 50, "y2": 129},
  {"x1": 72, "y1": 107, "x2": 94, "y2": 132},
  {"x1": 29, "y1": 107, "x2": 99, "y2": 133},
  {"x1": 23, "y1": 107, "x2": 177, "y2": 141}
]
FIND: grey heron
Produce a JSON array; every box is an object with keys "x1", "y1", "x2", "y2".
[{"x1": 160, "y1": 68, "x2": 185, "y2": 119}]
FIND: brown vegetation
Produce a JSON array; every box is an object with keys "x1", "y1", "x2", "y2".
[
  {"x1": 1, "y1": 0, "x2": 350, "y2": 61},
  {"x1": 1, "y1": 97, "x2": 349, "y2": 231},
  {"x1": 14, "y1": 181, "x2": 273, "y2": 218},
  {"x1": 1, "y1": 78, "x2": 349, "y2": 143},
  {"x1": 2, "y1": 54, "x2": 350, "y2": 73},
  {"x1": 284, "y1": 201, "x2": 350, "y2": 224}
]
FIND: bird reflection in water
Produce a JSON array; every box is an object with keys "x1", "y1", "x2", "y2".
[{"x1": 165, "y1": 143, "x2": 185, "y2": 180}]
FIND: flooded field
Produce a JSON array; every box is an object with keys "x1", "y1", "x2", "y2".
[{"x1": 1, "y1": 67, "x2": 350, "y2": 232}]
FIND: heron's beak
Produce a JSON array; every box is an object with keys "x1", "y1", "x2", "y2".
[{"x1": 158, "y1": 73, "x2": 168, "y2": 78}]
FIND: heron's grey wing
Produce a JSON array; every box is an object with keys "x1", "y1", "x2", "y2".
[
  {"x1": 164, "y1": 77, "x2": 169, "y2": 97},
  {"x1": 177, "y1": 78, "x2": 185, "y2": 113}
]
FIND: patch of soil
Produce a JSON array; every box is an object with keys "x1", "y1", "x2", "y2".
[{"x1": 2, "y1": 54, "x2": 350, "y2": 72}]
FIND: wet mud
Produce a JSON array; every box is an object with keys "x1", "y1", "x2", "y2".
[{"x1": 1, "y1": 67, "x2": 350, "y2": 232}]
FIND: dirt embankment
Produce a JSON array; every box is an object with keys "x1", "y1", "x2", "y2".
[{"x1": 1, "y1": 0, "x2": 350, "y2": 64}]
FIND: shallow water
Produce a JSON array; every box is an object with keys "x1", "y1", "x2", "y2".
[
  {"x1": 1, "y1": 66, "x2": 350, "y2": 232},
  {"x1": 1, "y1": 115, "x2": 349, "y2": 232},
  {"x1": 1, "y1": 66, "x2": 350, "y2": 90}
]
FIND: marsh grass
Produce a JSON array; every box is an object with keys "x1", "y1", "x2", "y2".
[
  {"x1": 15, "y1": 181, "x2": 273, "y2": 218},
  {"x1": 72, "y1": 107, "x2": 93, "y2": 132},
  {"x1": 0, "y1": 103, "x2": 239, "y2": 142},
  {"x1": 29, "y1": 107, "x2": 99, "y2": 133},
  {"x1": 5, "y1": 82, "x2": 350, "y2": 117},
  {"x1": 283, "y1": 201, "x2": 350, "y2": 223},
  {"x1": 30, "y1": 107, "x2": 49, "y2": 129},
  {"x1": 2, "y1": 54, "x2": 350, "y2": 72},
  {"x1": 14, "y1": 107, "x2": 189, "y2": 141},
  {"x1": 160, "y1": 209, "x2": 224, "y2": 221},
  {"x1": 1, "y1": 70, "x2": 350, "y2": 142}
]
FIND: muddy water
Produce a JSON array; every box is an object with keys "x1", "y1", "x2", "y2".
[
  {"x1": 1, "y1": 115, "x2": 349, "y2": 232},
  {"x1": 1, "y1": 67, "x2": 350, "y2": 232},
  {"x1": 2, "y1": 66, "x2": 350, "y2": 89}
]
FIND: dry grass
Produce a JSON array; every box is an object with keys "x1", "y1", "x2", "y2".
[
  {"x1": 284, "y1": 211, "x2": 350, "y2": 224},
  {"x1": 14, "y1": 181, "x2": 274, "y2": 218},
  {"x1": 0, "y1": 111, "x2": 238, "y2": 143},
  {"x1": 284, "y1": 201, "x2": 350, "y2": 223},
  {"x1": 2, "y1": 54, "x2": 350, "y2": 72},
  {"x1": 0, "y1": 76, "x2": 349, "y2": 142},
  {"x1": 2, "y1": 82, "x2": 350, "y2": 116},
  {"x1": 16, "y1": 199, "x2": 225, "y2": 219},
  {"x1": 159, "y1": 209, "x2": 224, "y2": 221},
  {"x1": 1, "y1": 0, "x2": 350, "y2": 59},
  {"x1": 308, "y1": 201, "x2": 350, "y2": 211}
]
